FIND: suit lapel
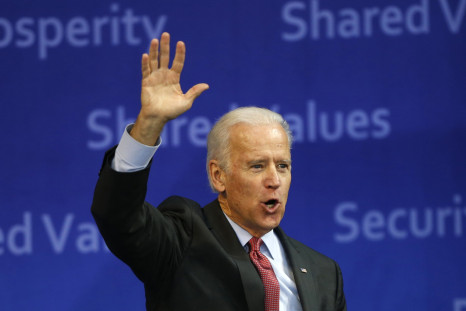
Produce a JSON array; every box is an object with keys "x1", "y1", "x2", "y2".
[
  {"x1": 202, "y1": 200, "x2": 265, "y2": 311},
  {"x1": 275, "y1": 228, "x2": 319, "y2": 311}
]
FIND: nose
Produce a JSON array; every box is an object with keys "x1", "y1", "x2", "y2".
[{"x1": 264, "y1": 166, "x2": 281, "y2": 189}]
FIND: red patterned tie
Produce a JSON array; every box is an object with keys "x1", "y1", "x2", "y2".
[{"x1": 248, "y1": 237, "x2": 280, "y2": 311}]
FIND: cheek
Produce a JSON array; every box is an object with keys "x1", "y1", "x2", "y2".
[
  {"x1": 225, "y1": 174, "x2": 244, "y2": 197},
  {"x1": 227, "y1": 175, "x2": 258, "y2": 204},
  {"x1": 231, "y1": 178, "x2": 253, "y2": 198},
  {"x1": 279, "y1": 177, "x2": 291, "y2": 204},
  {"x1": 283, "y1": 176, "x2": 291, "y2": 192}
]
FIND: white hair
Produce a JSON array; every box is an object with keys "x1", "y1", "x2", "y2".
[{"x1": 206, "y1": 107, "x2": 293, "y2": 192}]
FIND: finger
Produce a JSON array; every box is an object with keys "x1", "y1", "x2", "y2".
[
  {"x1": 149, "y1": 38, "x2": 159, "y2": 72},
  {"x1": 141, "y1": 53, "x2": 150, "y2": 79},
  {"x1": 185, "y1": 83, "x2": 210, "y2": 101},
  {"x1": 171, "y1": 41, "x2": 186, "y2": 74},
  {"x1": 159, "y1": 32, "x2": 170, "y2": 68}
]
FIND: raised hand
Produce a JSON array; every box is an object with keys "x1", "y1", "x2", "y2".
[{"x1": 131, "y1": 32, "x2": 209, "y2": 145}]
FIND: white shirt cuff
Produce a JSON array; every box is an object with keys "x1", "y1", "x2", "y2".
[{"x1": 112, "y1": 124, "x2": 161, "y2": 172}]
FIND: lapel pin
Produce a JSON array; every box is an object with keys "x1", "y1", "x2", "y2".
[{"x1": 300, "y1": 268, "x2": 307, "y2": 273}]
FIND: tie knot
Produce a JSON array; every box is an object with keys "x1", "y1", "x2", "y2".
[{"x1": 249, "y1": 237, "x2": 263, "y2": 252}]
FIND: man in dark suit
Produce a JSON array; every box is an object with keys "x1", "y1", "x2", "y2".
[{"x1": 92, "y1": 32, "x2": 346, "y2": 311}]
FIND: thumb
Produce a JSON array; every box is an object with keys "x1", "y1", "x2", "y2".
[{"x1": 186, "y1": 83, "x2": 210, "y2": 101}]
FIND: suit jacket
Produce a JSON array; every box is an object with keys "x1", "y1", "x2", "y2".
[{"x1": 92, "y1": 147, "x2": 347, "y2": 311}]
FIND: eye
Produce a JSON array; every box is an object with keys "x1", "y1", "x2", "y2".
[
  {"x1": 277, "y1": 163, "x2": 290, "y2": 171},
  {"x1": 251, "y1": 164, "x2": 263, "y2": 170}
]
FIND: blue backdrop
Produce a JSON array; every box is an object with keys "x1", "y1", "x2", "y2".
[{"x1": 1, "y1": 0, "x2": 465, "y2": 310}]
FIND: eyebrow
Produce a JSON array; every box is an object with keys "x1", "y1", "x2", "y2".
[
  {"x1": 247, "y1": 159, "x2": 265, "y2": 166},
  {"x1": 246, "y1": 159, "x2": 292, "y2": 166}
]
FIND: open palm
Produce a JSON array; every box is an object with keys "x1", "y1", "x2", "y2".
[{"x1": 132, "y1": 33, "x2": 209, "y2": 145}]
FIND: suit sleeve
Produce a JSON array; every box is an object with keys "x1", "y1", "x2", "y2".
[
  {"x1": 334, "y1": 261, "x2": 347, "y2": 311},
  {"x1": 91, "y1": 146, "x2": 199, "y2": 287}
]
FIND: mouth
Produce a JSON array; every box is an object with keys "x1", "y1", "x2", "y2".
[{"x1": 263, "y1": 199, "x2": 279, "y2": 210}]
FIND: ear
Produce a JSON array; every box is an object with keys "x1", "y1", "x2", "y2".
[{"x1": 209, "y1": 160, "x2": 226, "y2": 193}]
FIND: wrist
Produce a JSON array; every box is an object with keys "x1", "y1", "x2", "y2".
[{"x1": 130, "y1": 114, "x2": 166, "y2": 146}]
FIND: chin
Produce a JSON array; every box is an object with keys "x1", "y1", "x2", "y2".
[{"x1": 264, "y1": 218, "x2": 282, "y2": 230}]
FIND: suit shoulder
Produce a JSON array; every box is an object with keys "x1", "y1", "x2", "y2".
[
  {"x1": 286, "y1": 235, "x2": 340, "y2": 266},
  {"x1": 159, "y1": 195, "x2": 201, "y2": 208},
  {"x1": 157, "y1": 195, "x2": 203, "y2": 217}
]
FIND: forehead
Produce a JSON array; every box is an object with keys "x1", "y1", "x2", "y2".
[{"x1": 229, "y1": 123, "x2": 291, "y2": 156}]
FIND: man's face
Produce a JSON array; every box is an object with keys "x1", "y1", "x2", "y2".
[{"x1": 218, "y1": 123, "x2": 291, "y2": 237}]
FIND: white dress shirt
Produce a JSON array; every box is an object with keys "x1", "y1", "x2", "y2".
[
  {"x1": 112, "y1": 124, "x2": 303, "y2": 310},
  {"x1": 224, "y1": 215, "x2": 303, "y2": 311}
]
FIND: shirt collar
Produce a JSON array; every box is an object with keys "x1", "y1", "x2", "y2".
[{"x1": 223, "y1": 213, "x2": 279, "y2": 260}]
